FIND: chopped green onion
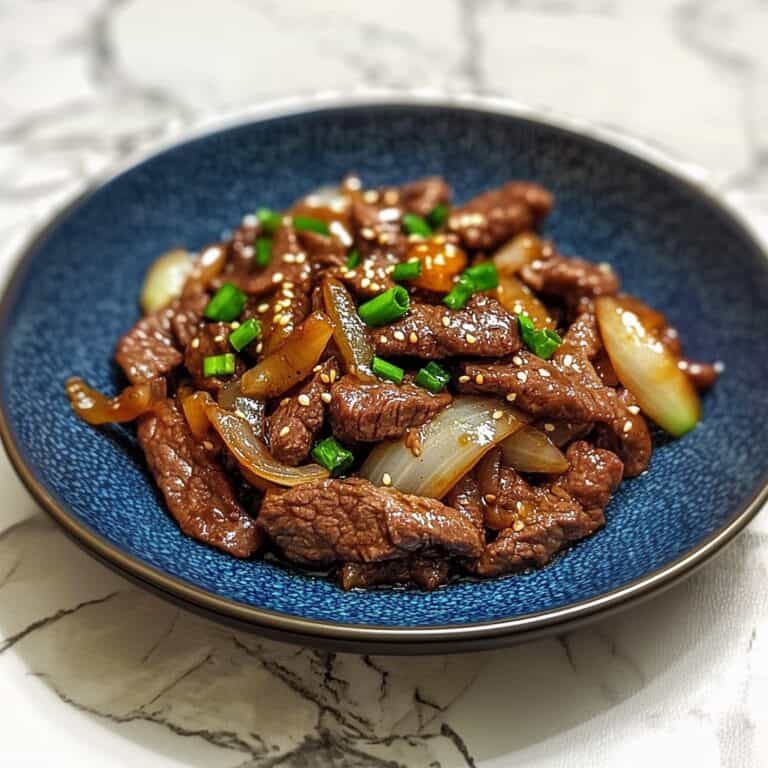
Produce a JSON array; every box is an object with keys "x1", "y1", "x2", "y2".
[
  {"x1": 442, "y1": 274, "x2": 475, "y2": 310},
  {"x1": 255, "y1": 236, "x2": 272, "y2": 268},
  {"x1": 402, "y1": 213, "x2": 432, "y2": 237},
  {"x1": 392, "y1": 259, "x2": 422, "y2": 281},
  {"x1": 203, "y1": 353, "x2": 236, "y2": 378},
  {"x1": 427, "y1": 203, "x2": 449, "y2": 230},
  {"x1": 518, "y1": 313, "x2": 562, "y2": 359},
  {"x1": 358, "y1": 286, "x2": 410, "y2": 326},
  {"x1": 293, "y1": 216, "x2": 330, "y2": 235},
  {"x1": 229, "y1": 318, "x2": 262, "y2": 352},
  {"x1": 464, "y1": 262, "x2": 499, "y2": 291},
  {"x1": 204, "y1": 283, "x2": 247, "y2": 322},
  {"x1": 345, "y1": 249, "x2": 361, "y2": 269},
  {"x1": 257, "y1": 208, "x2": 282, "y2": 235},
  {"x1": 371, "y1": 356, "x2": 405, "y2": 384},
  {"x1": 312, "y1": 437, "x2": 354, "y2": 476},
  {"x1": 414, "y1": 361, "x2": 451, "y2": 393}
]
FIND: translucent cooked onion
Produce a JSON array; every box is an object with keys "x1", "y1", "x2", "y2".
[
  {"x1": 500, "y1": 425, "x2": 569, "y2": 474},
  {"x1": 181, "y1": 391, "x2": 213, "y2": 440},
  {"x1": 360, "y1": 397, "x2": 525, "y2": 498},
  {"x1": 322, "y1": 277, "x2": 375, "y2": 379},
  {"x1": 596, "y1": 296, "x2": 700, "y2": 436},
  {"x1": 140, "y1": 249, "x2": 194, "y2": 314},
  {"x1": 240, "y1": 312, "x2": 334, "y2": 398},
  {"x1": 65, "y1": 377, "x2": 166, "y2": 425},
  {"x1": 205, "y1": 402, "x2": 329, "y2": 486},
  {"x1": 493, "y1": 232, "x2": 545, "y2": 276},
  {"x1": 495, "y1": 273, "x2": 555, "y2": 330}
]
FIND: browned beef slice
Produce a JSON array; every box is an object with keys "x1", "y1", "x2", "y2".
[
  {"x1": 170, "y1": 293, "x2": 209, "y2": 348},
  {"x1": 376, "y1": 295, "x2": 521, "y2": 359},
  {"x1": 115, "y1": 305, "x2": 182, "y2": 384},
  {"x1": 266, "y1": 359, "x2": 339, "y2": 465},
  {"x1": 520, "y1": 255, "x2": 619, "y2": 308},
  {"x1": 259, "y1": 478, "x2": 484, "y2": 565},
  {"x1": 351, "y1": 199, "x2": 409, "y2": 259},
  {"x1": 678, "y1": 358, "x2": 721, "y2": 391},
  {"x1": 475, "y1": 442, "x2": 622, "y2": 576},
  {"x1": 448, "y1": 182, "x2": 552, "y2": 250},
  {"x1": 300, "y1": 230, "x2": 348, "y2": 269},
  {"x1": 593, "y1": 388, "x2": 653, "y2": 477},
  {"x1": 184, "y1": 323, "x2": 247, "y2": 392},
  {"x1": 331, "y1": 248, "x2": 397, "y2": 299},
  {"x1": 340, "y1": 556, "x2": 449, "y2": 591},
  {"x1": 398, "y1": 177, "x2": 452, "y2": 217},
  {"x1": 247, "y1": 282, "x2": 312, "y2": 356},
  {"x1": 444, "y1": 472, "x2": 484, "y2": 531},
  {"x1": 328, "y1": 375, "x2": 452, "y2": 443},
  {"x1": 138, "y1": 399, "x2": 262, "y2": 557}
]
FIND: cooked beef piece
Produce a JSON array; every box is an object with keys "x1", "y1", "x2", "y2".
[
  {"x1": 328, "y1": 375, "x2": 451, "y2": 443},
  {"x1": 184, "y1": 322, "x2": 247, "y2": 392},
  {"x1": 398, "y1": 176, "x2": 452, "y2": 218},
  {"x1": 593, "y1": 387, "x2": 652, "y2": 477},
  {"x1": 520, "y1": 254, "x2": 619, "y2": 309},
  {"x1": 300, "y1": 230, "x2": 348, "y2": 270},
  {"x1": 339, "y1": 556, "x2": 449, "y2": 591},
  {"x1": 259, "y1": 477, "x2": 484, "y2": 565},
  {"x1": 376, "y1": 295, "x2": 521, "y2": 359},
  {"x1": 678, "y1": 358, "x2": 721, "y2": 391},
  {"x1": 444, "y1": 472, "x2": 484, "y2": 531},
  {"x1": 474, "y1": 441, "x2": 622, "y2": 575},
  {"x1": 331, "y1": 248, "x2": 398, "y2": 299},
  {"x1": 351, "y1": 200, "x2": 409, "y2": 259},
  {"x1": 138, "y1": 399, "x2": 262, "y2": 557},
  {"x1": 245, "y1": 282, "x2": 312, "y2": 357},
  {"x1": 448, "y1": 182, "x2": 552, "y2": 250},
  {"x1": 266, "y1": 359, "x2": 339, "y2": 465},
  {"x1": 170, "y1": 293, "x2": 209, "y2": 348},
  {"x1": 116, "y1": 304, "x2": 183, "y2": 384}
]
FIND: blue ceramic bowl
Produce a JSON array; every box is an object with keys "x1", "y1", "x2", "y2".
[{"x1": 2, "y1": 96, "x2": 767, "y2": 653}]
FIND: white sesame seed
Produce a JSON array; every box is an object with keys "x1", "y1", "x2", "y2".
[
  {"x1": 544, "y1": 422, "x2": 555, "y2": 432},
  {"x1": 409, "y1": 332, "x2": 418, "y2": 344},
  {"x1": 628, "y1": 405, "x2": 640, "y2": 415},
  {"x1": 513, "y1": 519, "x2": 525, "y2": 532},
  {"x1": 539, "y1": 368, "x2": 551, "y2": 378},
  {"x1": 361, "y1": 277, "x2": 371, "y2": 289},
  {"x1": 382, "y1": 473, "x2": 392, "y2": 486},
  {"x1": 363, "y1": 190, "x2": 379, "y2": 203},
  {"x1": 298, "y1": 394, "x2": 311, "y2": 407},
  {"x1": 272, "y1": 272, "x2": 284, "y2": 283},
  {"x1": 442, "y1": 316, "x2": 451, "y2": 327},
  {"x1": 191, "y1": 338, "x2": 200, "y2": 349},
  {"x1": 563, "y1": 354, "x2": 573, "y2": 367},
  {"x1": 242, "y1": 213, "x2": 257, "y2": 227},
  {"x1": 370, "y1": 283, "x2": 381, "y2": 292},
  {"x1": 255, "y1": 342, "x2": 263, "y2": 354},
  {"x1": 361, "y1": 227, "x2": 375, "y2": 240},
  {"x1": 282, "y1": 253, "x2": 296, "y2": 264},
  {"x1": 329, "y1": 369, "x2": 337, "y2": 383},
  {"x1": 242, "y1": 245, "x2": 255, "y2": 259},
  {"x1": 295, "y1": 253, "x2": 307, "y2": 264},
  {"x1": 505, "y1": 393, "x2": 517, "y2": 402},
  {"x1": 320, "y1": 392, "x2": 332, "y2": 404},
  {"x1": 257, "y1": 303, "x2": 270, "y2": 314},
  {"x1": 475, "y1": 373, "x2": 485, "y2": 385},
  {"x1": 512, "y1": 356, "x2": 523, "y2": 365},
  {"x1": 279, "y1": 426, "x2": 290, "y2": 437},
  {"x1": 379, "y1": 335, "x2": 388, "y2": 344},
  {"x1": 320, "y1": 373, "x2": 330, "y2": 384},
  {"x1": 283, "y1": 289, "x2": 295, "y2": 298},
  {"x1": 230, "y1": 321, "x2": 240, "y2": 330},
  {"x1": 393, "y1": 330, "x2": 405, "y2": 341},
  {"x1": 492, "y1": 410, "x2": 503, "y2": 420},
  {"x1": 346, "y1": 270, "x2": 358, "y2": 279},
  {"x1": 517, "y1": 371, "x2": 528, "y2": 383},
  {"x1": 277, "y1": 314, "x2": 291, "y2": 326},
  {"x1": 234, "y1": 409, "x2": 247, "y2": 420},
  {"x1": 202, "y1": 440, "x2": 214, "y2": 451},
  {"x1": 214, "y1": 334, "x2": 225, "y2": 343},
  {"x1": 466, "y1": 333, "x2": 477, "y2": 344},
  {"x1": 458, "y1": 375, "x2": 470, "y2": 383},
  {"x1": 515, "y1": 501, "x2": 524, "y2": 513},
  {"x1": 313, "y1": 364, "x2": 322, "y2": 373},
  {"x1": 484, "y1": 494, "x2": 497, "y2": 503},
  {"x1": 623, "y1": 420, "x2": 633, "y2": 433}
]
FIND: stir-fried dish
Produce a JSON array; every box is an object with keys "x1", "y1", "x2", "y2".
[{"x1": 66, "y1": 176, "x2": 721, "y2": 590}]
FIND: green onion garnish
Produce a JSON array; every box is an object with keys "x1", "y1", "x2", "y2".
[
  {"x1": 358, "y1": 286, "x2": 410, "y2": 326},
  {"x1": 414, "y1": 361, "x2": 451, "y2": 393},
  {"x1": 518, "y1": 313, "x2": 562, "y2": 360},
  {"x1": 255, "y1": 236, "x2": 272, "y2": 268},
  {"x1": 229, "y1": 318, "x2": 262, "y2": 352},
  {"x1": 443, "y1": 274, "x2": 475, "y2": 310},
  {"x1": 464, "y1": 262, "x2": 499, "y2": 291},
  {"x1": 392, "y1": 259, "x2": 422, "y2": 281},
  {"x1": 204, "y1": 283, "x2": 247, "y2": 322},
  {"x1": 345, "y1": 249, "x2": 361, "y2": 269},
  {"x1": 312, "y1": 437, "x2": 355, "y2": 476},
  {"x1": 427, "y1": 203, "x2": 449, "y2": 230},
  {"x1": 257, "y1": 208, "x2": 282, "y2": 235},
  {"x1": 293, "y1": 216, "x2": 330, "y2": 235},
  {"x1": 371, "y1": 356, "x2": 405, "y2": 384},
  {"x1": 203, "y1": 353, "x2": 236, "y2": 378},
  {"x1": 402, "y1": 213, "x2": 432, "y2": 237}
]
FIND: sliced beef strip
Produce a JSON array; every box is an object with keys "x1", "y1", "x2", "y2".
[
  {"x1": 339, "y1": 556, "x2": 449, "y2": 591},
  {"x1": 376, "y1": 294, "x2": 521, "y2": 359},
  {"x1": 351, "y1": 199, "x2": 409, "y2": 259},
  {"x1": 170, "y1": 292, "x2": 210, "y2": 348},
  {"x1": 300, "y1": 230, "x2": 348, "y2": 270},
  {"x1": 397, "y1": 176, "x2": 452, "y2": 218},
  {"x1": 443, "y1": 472, "x2": 484, "y2": 531},
  {"x1": 266, "y1": 359, "x2": 339, "y2": 465},
  {"x1": 138, "y1": 399, "x2": 262, "y2": 558},
  {"x1": 184, "y1": 322, "x2": 247, "y2": 392},
  {"x1": 245, "y1": 281, "x2": 312, "y2": 357},
  {"x1": 115, "y1": 304, "x2": 183, "y2": 384},
  {"x1": 330, "y1": 248, "x2": 398, "y2": 299},
  {"x1": 474, "y1": 441, "x2": 622, "y2": 576},
  {"x1": 328, "y1": 375, "x2": 451, "y2": 443},
  {"x1": 259, "y1": 477, "x2": 484, "y2": 565},
  {"x1": 448, "y1": 182, "x2": 552, "y2": 251}
]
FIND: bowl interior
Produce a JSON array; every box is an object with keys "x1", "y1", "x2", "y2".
[{"x1": 2, "y1": 104, "x2": 767, "y2": 629}]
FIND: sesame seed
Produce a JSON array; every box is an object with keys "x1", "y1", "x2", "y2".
[
  {"x1": 458, "y1": 375, "x2": 470, "y2": 383},
  {"x1": 517, "y1": 371, "x2": 528, "y2": 383},
  {"x1": 513, "y1": 520, "x2": 525, "y2": 532},
  {"x1": 363, "y1": 190, "x2": 379, "y2": 203},
  {"x1": 466, "y1": 333, "x2": 477, "y2": 344},
  {"x1": 433, "y1": 253, "x2": 446, "y2": 266},
  {"x1": 394, "y1": 330, "x2": 405, "y2": 341},
  {"x1": 484, "y1": 494, "x2": 497, "y2": 503},
  {"x1": 277, "y1": 314, "x2": 291, "y2": 326},
  {"x1": 329, "y1": 369, "x2": 337, "y2": 383},
  {"x1": 714, "y1": 361, "x2": 725, "y2": 373},
  {"x1": 298, "y1": 394, "x2": 311, "y2": 407},
  {"x1": 320, "y1": 373, "x2": 330, "y2": 384},
  {"x1": 345, "y1": 270, "x2": 358, "y2": 279},
  {"x1": 214, "y1": 334, "x2": 225, "y2": 343},
  {"x1": 242, "y1": 213, "x2": 257, "y2": 227},
  {"x1": 272, "y1": 272, "x2": 284, "y2": 283},
  {"x1": 409, "y1": 332, "x2": 418, "y2": 344},
  {"x1": 234, "y1": 409, "x2": 246, "y2": 420},
  {"x1": 283, "y1": 253, "x2": 296, "y2": 264},
  {"x1": 320, "y1": 392, "x2": 332, "y2": 404},
  {"x1": 361, "y1": 277, "x2": 371, "y2": 289},
  {"x1": 382, "y1": 473, "x2": 392, "y2": 486},
  {"x1": 255, "y1": 342, "x2": 263, "y2": 354},
  {"x1": 512, "y1": 356, "x2": 523, "y2": 365},
  {"x1": 515, "y1": 501, "x2": 524, "y2": 513},
  {"x1": 242, "y1": 246, "x2": 254, "y2": 259},
  {"x1": 295, "y1": 253, "x2": 307, "y2": 264},
  {"x1": 370, "y1": 283, "x2": 381, "y2": 292},
  {"x1": 539, "y1": 368, "x2": 551, "y2": 378},
  {"x1": 279, "y1": 426, "x2": 290, "y2": 437},
  {"x1": 628, "y1": 405, "x2": 640, "y2": 415},
  {"x1": 283, "y1": 289, "x2": 295, "y2": 298},
  {"x1": 280, "y1": 397, "x2": 290, "y2": 407},
  {"x1": 202, "y1": 440, "x2": 214, "y2": 451},
  {"x1": 505, "y1": 393, "x2": 517, "y2": 402},
  {"x1": 563, "y1": 354, "x2": 573, "y2": 367},
  {"x1": 544, "y1": 423, "x2": 555, "y2": 432},
  {"x1": 284, "y1": 281, "x2": 294, "y2": 289},
  {"x1": 623, "y1": 420, "x2": 633, "y2": 433},
  {"x1": 230, "y1": 321, "x2": 240, "y2": 329},
  {"x1": 475, "y1": 374, "x2": 485, "y2": 384},
  {"x1": 257, "y1": 303, "x2": 270, "y2": 314},
  {"x1": 379, "y1": 335, "x2": 388, "y2": 344},
  {"x1": 191, "y1": 338, "x2": 200, "y2": 349},
  {"x1": 492, "y1": 410, "x2": 503, "y2": 420},
  {"x1": 442, "y1": 316, "x2": 451, "y2": 327},
  {"x1": 361, "y1": 227, "x2": 375, "y2": 240}
]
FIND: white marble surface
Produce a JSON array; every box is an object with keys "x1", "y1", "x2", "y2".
[{"x1": 1, "y1": 1, "x2": 768, "y2": 765}]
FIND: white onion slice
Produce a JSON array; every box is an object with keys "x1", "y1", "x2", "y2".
[
  {"x1": 596, "y1": 296, "x2": 700, "y2": 436},
  {"x1": 500, "y1": 425, "x2": 569, "y2": 473},
  {"x1": 360, "y1": 397, "x2": 525, "y2": 498},
  {"x1": 493, "y1": 232, "x2": 544, "y2": 275},
  {"x1": 140, "y1": 249, "x2": 194, "y2": 314}
]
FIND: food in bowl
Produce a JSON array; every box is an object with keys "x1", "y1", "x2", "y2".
[{"x1": 65, "y1": 175, "x2": 720, "y2": 590}]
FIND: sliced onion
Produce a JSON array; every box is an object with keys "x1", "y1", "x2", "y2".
[
  {"x1": 240, "y1": 312, "x2": 334, "y2": 398},
  {"x1": 495, "y1": 273, "x2": 555, "y2": 330},
  {"x1": 596, "y1": 296, "x2": 700, "y2": 436},
  {"x1": 500, "y1": 425, "x2": 569, "y2": 474},
  {"x1": 322, "y1": 277, "x2": 375, "y2": 379},
  {"x1": 181, "y1": 391, "x2": 213, "y2": 440},
  {"x1": 205, "y1": 403, "x2": 329, "y2": 487},
  {"x1": 360, "y1": 396, "x2": 525, "y2": 498},
  {"x1": 140, "y1": 249, "x2": 194, "y2": 314},
  {"x1": 183, "y1": 243, "x2": 227, "y2": 296},
  {"x1": 493, "y1": 232, "x2": 545, "y2": 276},
  {"x1": 65, "y1": 377, "x2": 166, "y2": 425}
]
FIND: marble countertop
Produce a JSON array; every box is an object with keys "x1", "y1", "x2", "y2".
[{"x1": 2, "y1": 1, "x2": 767, "y2": 765}]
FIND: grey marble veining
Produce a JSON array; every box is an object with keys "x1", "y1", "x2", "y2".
[{"x1": 1, "y1": 1, "x2": 767, "y2": 765}]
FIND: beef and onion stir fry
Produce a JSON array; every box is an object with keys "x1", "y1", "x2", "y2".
[{"x1": 65, "y1": 176, "x2": 720, "y2": 590}]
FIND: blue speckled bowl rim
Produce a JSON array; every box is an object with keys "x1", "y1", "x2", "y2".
[{"x1": 2, "y1": 92, "x2": 767, "y2": 654}]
